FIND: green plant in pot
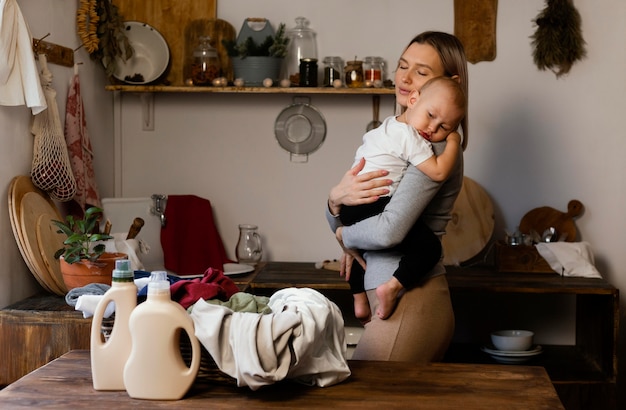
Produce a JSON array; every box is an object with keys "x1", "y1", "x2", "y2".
[
  {"x1": 52, "y1": 207, "x2": 127, "y2": 291},
  {"x1": 223, "y1": 21, "x2": 288, "y2": 86}
]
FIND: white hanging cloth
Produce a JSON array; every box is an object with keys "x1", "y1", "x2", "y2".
[{"x1": 0, "y1": 0, "x2": 46, "y2": 114}]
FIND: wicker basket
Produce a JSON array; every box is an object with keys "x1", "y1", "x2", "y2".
[{"x1": 100, "y1": 319, "x2": 235, "y2": 385}]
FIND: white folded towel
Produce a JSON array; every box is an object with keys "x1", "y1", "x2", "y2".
[
  {"x1": 76, "y1": 295, "x2": 115, "y2": 318},
  {"x1": 535, "y1": 241, "x2": 602, "y2": 278}
]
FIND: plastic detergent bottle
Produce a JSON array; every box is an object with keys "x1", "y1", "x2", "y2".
[
  {"x1": 123, "y1": 271, "x2": 201, "y2": 400},
  {"x1": 90, "y1": 258, "x2": 137, "y2": 390}
]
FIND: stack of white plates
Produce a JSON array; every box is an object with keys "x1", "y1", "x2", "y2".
[{"x1": 481, "y1": 345, "x2": 543, "y2": 364}]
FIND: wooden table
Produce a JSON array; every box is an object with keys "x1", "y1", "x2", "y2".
[{"x1": 0, "y1": 350, "x2": 563, "y2": 409}]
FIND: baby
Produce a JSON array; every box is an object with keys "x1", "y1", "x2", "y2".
[{"x1": 339, "y1": 76, "x2": 466, "y2": 321}]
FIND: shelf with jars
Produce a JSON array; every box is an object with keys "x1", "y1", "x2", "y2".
[{"x1": 104, "y1": 84, "x2": 394, "y2": 95}]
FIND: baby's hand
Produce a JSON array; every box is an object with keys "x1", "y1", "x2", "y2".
[{"x1": 447, "y1": 131, "x2": 462, "y2": 145}]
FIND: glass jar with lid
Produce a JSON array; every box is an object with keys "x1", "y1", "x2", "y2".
[
  {"x1": 285, "y1": 17, "x2": 318, "y2": 86},
  {"x1": 190, "y1": 36, "x2": 220, "y2": 86},
  {"x1": 363, "y1": 56, "x2": 385, "y2": 87},
  {"x1": 344, "y1": 60, "x2": 364, "y2": 88},
  {"x1": 322, "y1": 56, "x2": 344, "y2": 87}
]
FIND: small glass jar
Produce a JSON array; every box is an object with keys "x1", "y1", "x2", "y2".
[
  {"x1": 322, "y1": 56, "x2": 344, "y2": 87},
  {"x1": 299, "y1": 58, "x2": 318, "y2": 87},
  {"x1": 363, "y1": 56, "x2": 384, "y2": 87},
  {"x1": 191, "y1": 36, "x2": 220, "y2": 86},
  {"x1": 344, "y1": 60, "x2": 364, "y2": 88}
]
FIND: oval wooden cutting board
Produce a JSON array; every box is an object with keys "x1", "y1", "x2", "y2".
[
  {"x1": 19, "y1": 192, "x2": 66, "y2": 295},
  {"x1": 8, "y1": 176, "x2": 57, "y2": 293},
  {"x1": 442, "y1": 177, "x2": 495, "y2": 265},
  {"x1": 36, "y1": 213, "x2": 68, "y2": 294}
]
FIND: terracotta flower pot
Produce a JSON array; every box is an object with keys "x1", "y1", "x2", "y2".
[{"x1": 60, "y1": 252, "x2": 128, "y2": 291}]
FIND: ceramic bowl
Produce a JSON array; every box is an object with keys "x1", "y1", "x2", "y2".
[
  {"x1": 490, "y1": 330, "x2": 534, "y2": 351},
  {"x1": 107, "y1": 21, "x2": 170, "y2": 85}
]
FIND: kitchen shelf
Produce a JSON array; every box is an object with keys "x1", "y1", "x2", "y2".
[
  {"x1": 105, "y1": 84, "x2": 395, "y2": 95},
  {"x1": 106, "y1": 84, "x2": 395, "y2": 152}
]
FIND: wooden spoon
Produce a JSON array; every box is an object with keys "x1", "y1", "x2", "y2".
[{"x1": 366, "y1": 95, "x2": 382, "y2": 131}]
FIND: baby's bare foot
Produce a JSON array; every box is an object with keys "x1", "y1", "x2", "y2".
[
  {"x1": 375, "y1": 279, "x2": 402, "y2": 319},
  {"x1": 353, "y1": 293, "x2": 371, "y2": 323}
]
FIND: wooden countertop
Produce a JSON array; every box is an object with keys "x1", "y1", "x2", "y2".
[{"x1": 0, "y1": 350, "x2": 563, "y2": 409}]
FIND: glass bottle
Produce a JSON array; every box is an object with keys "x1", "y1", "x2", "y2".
[
  {"x1": 322, "y1": 56, "x2": 344, "y2": 87},
  {"x1": 191, "y1": 36, "x2": 220, "y2": 86},
  {"x1": 285, "y1": 17, "x2": 318, "y2": 86},
  {"x1": 345, "y1": 59, "x2": 364, "y2": 88},
  {"x1": 236, "y1": 224, "x2": 263, "y2": 265}
]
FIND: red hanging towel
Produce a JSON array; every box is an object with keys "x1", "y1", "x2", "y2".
[
  {"x1": 160, "y1": 194, "x2": 232, "y2": 276},
  {"x1": 64, "y1": 64, "x2": 101, "y2": 210}
]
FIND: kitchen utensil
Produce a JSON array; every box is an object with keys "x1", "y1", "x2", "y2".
[
  {"x1": 126, "y1": 218, "x2": 145, "y2": 240},
  {"x1": 106, "y1": 21, "x2": 170, "y2": 84},
  {"x1": 366, "y1": 95, "x2": 381, "y2": 131},
  {"x1": 275, "y1": 96, "x2": 326, "y2": 162}
]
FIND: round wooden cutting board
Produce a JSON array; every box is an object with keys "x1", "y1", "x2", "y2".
[
  {"x1": 19, "y1": 192, "x2": 65, "y2": 295},
  {"x1": 8, "y1": 176, "x2": 54, "y2": 292},
  {"x1": 442, "y1": 177, "x2": 495, "y2": 265},
  {"x1": 36, "y1": 213, "x2": 68, "y2": 294}
]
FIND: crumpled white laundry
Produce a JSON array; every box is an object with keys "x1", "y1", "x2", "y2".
[
  {"x1": 0, "y1": 0, "x2": 46, "y2": 114},
  {"x1": 76, "y1": 295, "x2": 115, "y2": 318},
  {"x1": 190, "y1": 287, "x2": 351, "y2": 390},
  {"x1": 535, "y1": 241, "x2": 602, "y2": 278}
]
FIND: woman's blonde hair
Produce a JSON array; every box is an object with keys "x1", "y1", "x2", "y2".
[{"x1": 406, "y1": 31, "x2": 469, "y2": 150}]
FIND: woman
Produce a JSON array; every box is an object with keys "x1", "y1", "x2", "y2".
[{"x1": 326, "y1": 31, "x2": 469, "y2": 362}]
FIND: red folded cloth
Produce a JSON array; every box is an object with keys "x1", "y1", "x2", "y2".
[
  {"x1": 170, "y1": 268, "x2": 240, "y2": 309},
  {"x1": 160, "y1": 194, "x2": 232, "y2": 276}
]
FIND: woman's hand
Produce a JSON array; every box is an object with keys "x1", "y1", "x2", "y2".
[
  {"x1": 336, "y1": 227, "x2": 366, "y2": 280},
  {"x1": 328, "y1": 158, "x2": 392, "y2": 215}
]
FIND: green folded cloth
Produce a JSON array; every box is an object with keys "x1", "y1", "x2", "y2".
[{"x1": 203, "y1": 292, "x2": 272, "y2": 314}]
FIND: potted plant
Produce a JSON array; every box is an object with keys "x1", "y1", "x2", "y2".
[
  {"x1": 223, "y1": 20, "x2": 288, "y2": 86},
  {"x1": 52, "y1": 207, "x2": 127, "y2": 290}
]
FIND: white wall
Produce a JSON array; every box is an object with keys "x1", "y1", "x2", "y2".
[{"x1": 2, "y1": 0, "x2": 625, "y2": 403}]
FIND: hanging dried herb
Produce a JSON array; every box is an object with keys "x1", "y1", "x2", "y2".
[
  {"x1": 77, "y1": 0, "x2": 133, "y2": 77},
  {"x1": 530, "y1": 0, "x2": 587, "y2": 78}
]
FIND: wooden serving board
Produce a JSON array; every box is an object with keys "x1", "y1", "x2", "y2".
[
  {"x1": 442, "y1": 177, "x2": 495, "y2": 265},
  {"x1": 20, "y1": 192, "x2": 66, "y2": 295},
  {"x1": 454, "y1": 0, "x2": 498, "y2": 64},
  {"x1": 36, "y1": 213, "x2": 68, "y2": 294},
  {"x1": 112, "y1": 0, "x2": 217, "y2": 85},
  {"x1": 519, "y1": 200, "x2": 583, "y2": 242},
  {"x1": 184, "y1": 19, "x2": 236, "y2": 82},
  {"x1": 8, "y1": 176, "x2": 59, "y2": 293}
]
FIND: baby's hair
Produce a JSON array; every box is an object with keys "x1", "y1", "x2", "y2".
[{"x1": 419, "y1": 76, "x2": 467, "y2": 114}]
